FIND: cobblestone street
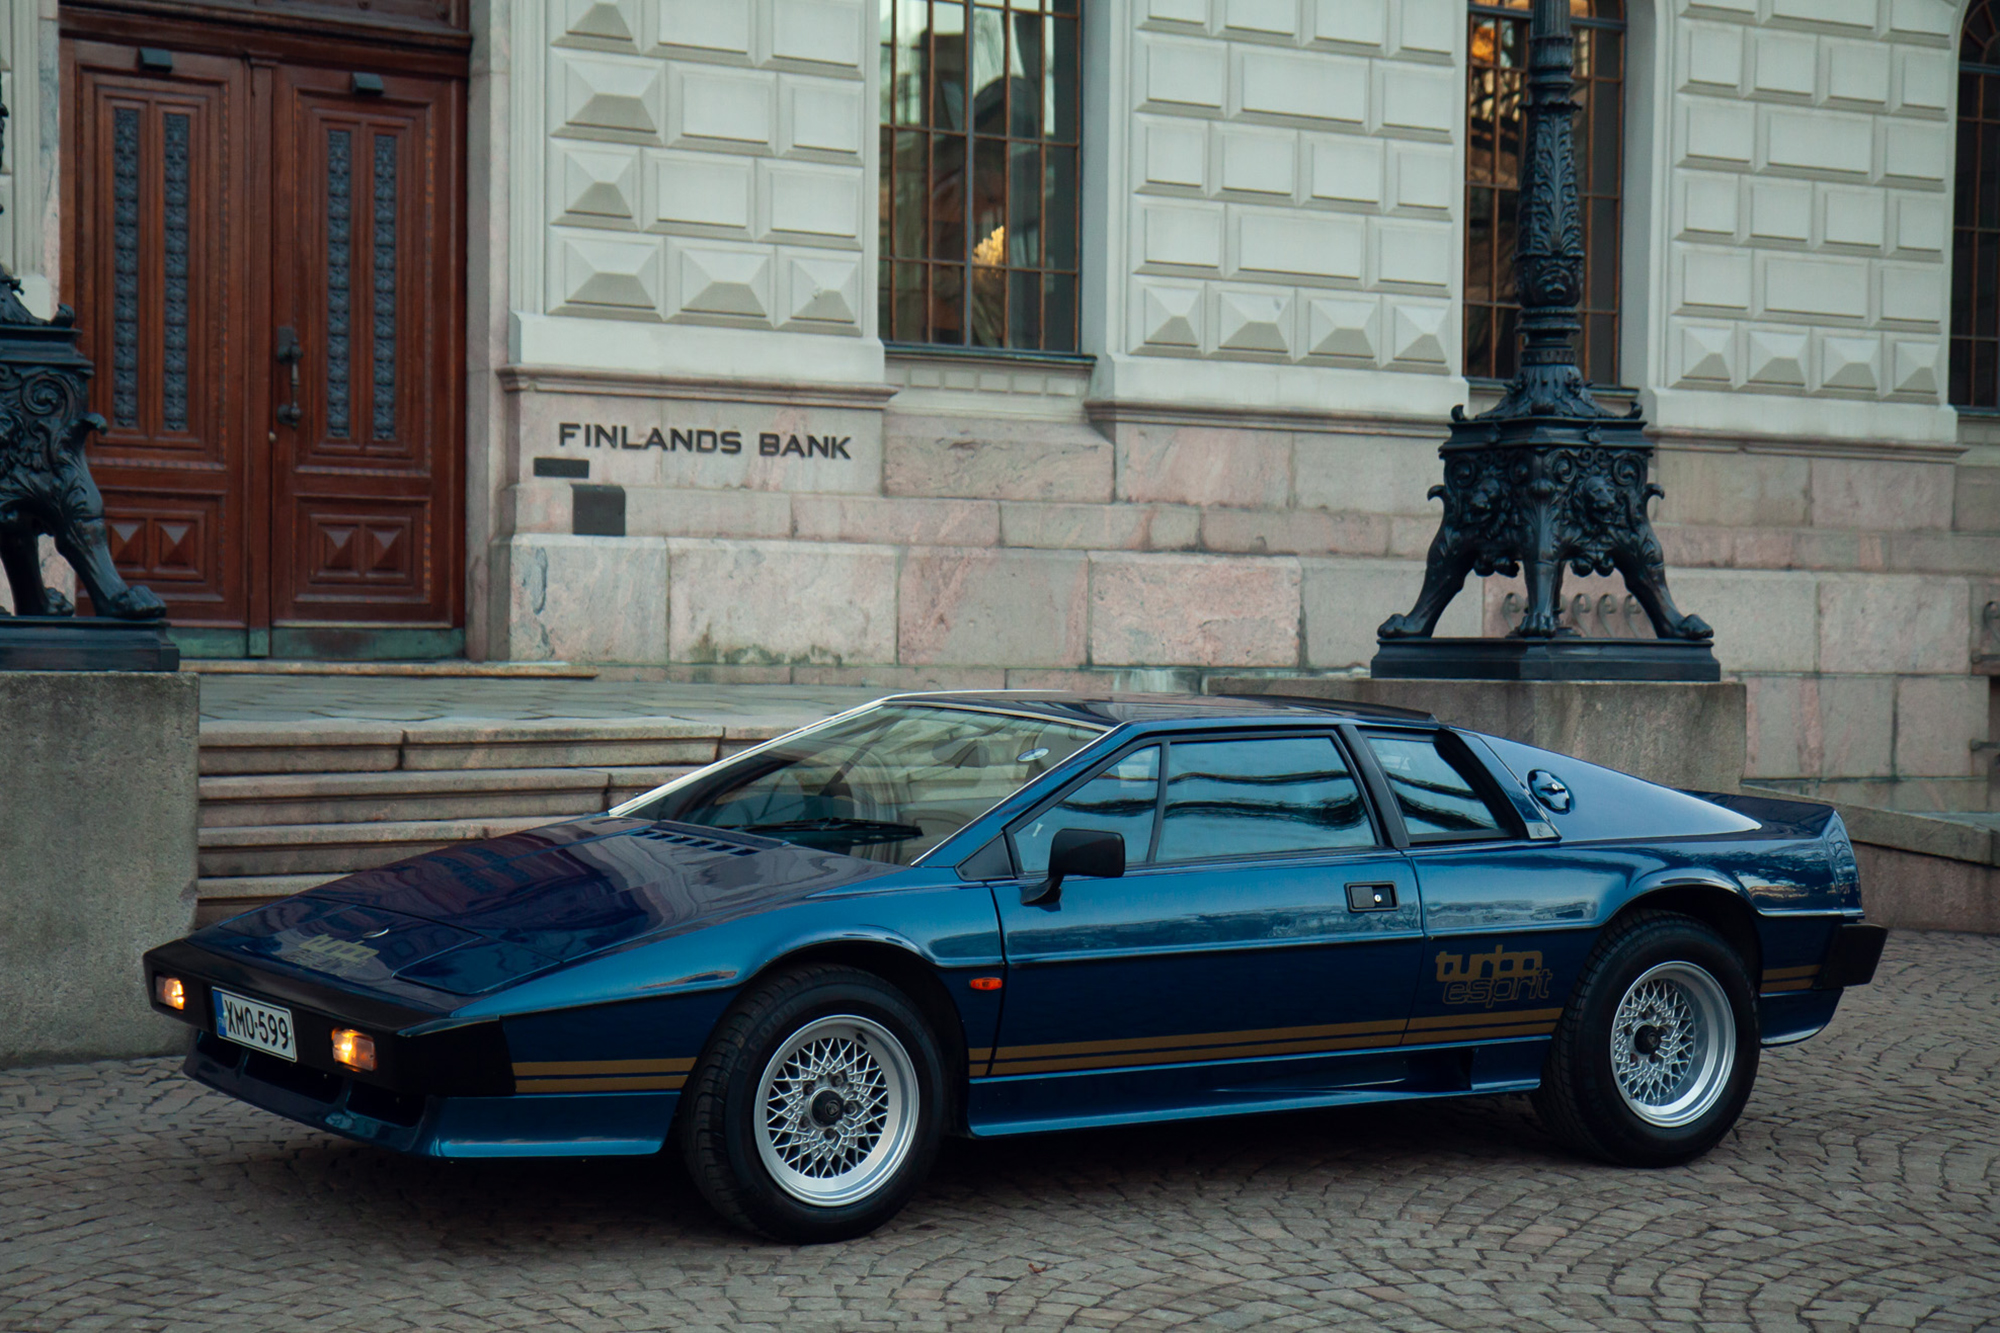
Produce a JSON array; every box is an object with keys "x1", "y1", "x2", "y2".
[{"x1": 2, "y1": 931, "x2": 1994, "y2": 1333}]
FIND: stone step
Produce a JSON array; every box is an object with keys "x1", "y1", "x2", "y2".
[
  {"x1": 197, "y1": 815, "x2": 557, "y2": 877},
  {"x1": 197, "y1": 765, "x2": 694, "y2": 828},
  {"x1": 199, "y1": 717, "x2": 788, "y2": 775}
]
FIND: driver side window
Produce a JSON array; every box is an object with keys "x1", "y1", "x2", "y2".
[{"x1": 1012, "y1": 746, "x2": 1160, "y2": 876}]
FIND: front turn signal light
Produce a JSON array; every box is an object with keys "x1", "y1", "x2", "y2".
[
  {"x1": 332, "y1": 1028, "x2": 377, "y2": 1072},
  {"x1": 155, "y1": 976, "x2": 186, "y2": 1011}
]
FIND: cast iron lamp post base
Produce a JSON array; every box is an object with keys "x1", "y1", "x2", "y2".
[{"x1": 1372, "y1": 0, "x2": 1715, "y2": 683}]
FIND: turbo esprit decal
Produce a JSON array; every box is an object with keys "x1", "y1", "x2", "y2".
[{"x1": 1435, "y1": 944, "x2": 1556, "y2": 1008}]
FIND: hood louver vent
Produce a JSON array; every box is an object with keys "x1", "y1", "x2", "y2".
[{"x1": 634, "y1": 827, "x2": 761, "y2": 857}]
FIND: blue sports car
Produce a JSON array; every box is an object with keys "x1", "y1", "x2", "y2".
[{"x1": 144, "y1": 692, "x2": 1885, "y2": 1242}]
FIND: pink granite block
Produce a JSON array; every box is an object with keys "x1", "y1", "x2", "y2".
[
  {"x1": 1810, "y1": 457, "x2": 1956, "y2": 532},
  {"x1": 1200, "y1": 508, "x2": 1391, "y2": 557},
  {"x1": 1089, "y1": 553, "x2": 1300, "y2": 667},
  {"x1": 1894, "y1": 675, "x2": 1989, "y2": 778},
  {"x1": 884, "y1": 416, "x2": 1113, "y2": 502},
  {"x1": 667, "y1": 539, "x2": 898, "y2": 666},
  {"x1": 1819, "y1": 575, "x2": 1970, "y2": 674},
  {"x1": 899, "y1": 549, "x2": 1089, "y2": 667},
  {"x1": 793, "y1": 496, "x2": 1001, "y2": 547},
  {"x1": 998, "y1": 502, "x2": 1201, "y2": 550},
  {"x1": 1113, "y1": 424, "x2": 1292, "y2": 509}
]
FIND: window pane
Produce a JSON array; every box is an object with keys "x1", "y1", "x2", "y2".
[
  {"x1": 1365, "y1": 735, "x2": 1505, "y2": 839},
  {"x1": 931, "y1": 262, "x2": 965, "y2": 342},
  {"x1": 1044, "y1": 145, "x2": 1078, "y2": 268},
  {"x1": 1043, "y1": 272, "x2": 1077, "y2": 350},
  {"x1": 1155, "y1": 738, "x2": 1375, "y2": 863},
  {"x1": 1015, "y1": 746, "x2": 1160, "y2": 874},
  {"x1": 1050, "y1": 15, "x2": 1080, "y2": 141},
  {"x1": 1009, "y1": 140, "x2": 1042, "y2": 265},
  {"x1": 1011, "y1": 11, "x2": 1043, "y2": 139},
  {"x1": 930, "y1": 0, "x2": 967, "y2": 130},
  {"x1": 1009, "y1": 267, "x2": 1042, "y2": 348}
]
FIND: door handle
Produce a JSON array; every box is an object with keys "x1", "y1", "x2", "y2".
[
  {"x1": 275, "y1": 325, "x2": 303, "y2": 428},
  {"x1": 1345, "y1": 882, "x2": 1398, "y2": 912}
]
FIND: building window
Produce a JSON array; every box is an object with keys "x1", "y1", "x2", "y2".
[
  {"x1": 1953, "y1": 1, "x2": 2000, "y2": 407},
  {"x1": 1464, "y1": 0, "x2": 1624, "y2": 384},
  {"x1": 879, "y1": 0, "x2": 1081, "y2": 351}
]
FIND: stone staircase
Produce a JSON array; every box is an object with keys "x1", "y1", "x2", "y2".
[{"x1": 195, "y1": 717, "x2": 787, "y2": 926}]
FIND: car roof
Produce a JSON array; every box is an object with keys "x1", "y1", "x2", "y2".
[{"x1": 880, "y1": 690, "x2": 1438, "y2": 728}]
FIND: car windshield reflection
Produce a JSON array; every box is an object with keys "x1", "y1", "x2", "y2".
[{"x1": 672, "y1": 703, "x2": 1105, "y2": 865}]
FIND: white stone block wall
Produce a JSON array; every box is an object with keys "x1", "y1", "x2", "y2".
[
  {"x1": 508, "y1": 0, "x2": 882, "y2": 384},
  {"x1": 484, "y1": 0, "x2": 1996, "y2": 810},
  {"x1": 1087, "y1": 0, "x2": 1466, "y2": 414},
  {"x1": 1644, "y1": 0, "x2": 1960, "y2": 443}
]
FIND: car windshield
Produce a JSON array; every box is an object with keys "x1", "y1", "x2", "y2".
[{"x1": 671, "y1": 703, "x2": 1106, "y2": 865}]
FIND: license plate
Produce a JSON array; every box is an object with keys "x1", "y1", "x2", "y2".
[{"x1": 213, "y1": 989, "x2": 297, "y2": 1062}]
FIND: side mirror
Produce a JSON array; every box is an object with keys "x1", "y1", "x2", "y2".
[{"x1": 1021, "y1": 828, "x2": 1125, "y2": 906}]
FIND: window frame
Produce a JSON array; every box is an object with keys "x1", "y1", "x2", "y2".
[
  {"x1": 1951, "y1": 1, "x2": 2000, "y2": 409},
  {"x1": 877, "y1": 0, "x2": 1084, "y2": 353},
  {"x1": 1350, "y1": 725, "x2": 1529, "y2": 848},
  {"x1": 1463, "y1": 0, "x2": 1628, "y2": 390},
  {"x1": 1000, "y1": 727, "x2": 1394, "y2": 877}
]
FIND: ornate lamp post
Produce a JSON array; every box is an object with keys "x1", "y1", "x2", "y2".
[
  {"x1": 1373, "y1": 0, "x2": 1717, "y2": 682},
  {"x1": 0, "y1": 99, "x2": 175, "y2": 669}
]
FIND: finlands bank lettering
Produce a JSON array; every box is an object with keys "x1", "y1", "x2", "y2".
[{"x1": 558, "y1": 423, "x2": 852, "y2": 459}]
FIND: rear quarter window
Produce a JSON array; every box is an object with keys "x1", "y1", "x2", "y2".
[{"x1": 1364, "y1": 732, "x2": 1514, "y2": 841}]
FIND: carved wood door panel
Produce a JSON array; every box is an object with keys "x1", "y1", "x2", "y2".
[
  {"x1": 269, "y1": 66, "x2": 462, "y2": 629},
  {"x1": 62, "y1": 32, "x2": 464, "y2": 654},
  {"x1": 64, "y1": 42, "x2": 257, "y2": 627}
]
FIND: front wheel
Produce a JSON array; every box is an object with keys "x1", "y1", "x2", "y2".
[
  {"x1": 679, "y1": 965, "x2": 945, "y2": 1242},
  {"x1": 1533, "y1": 911, "x2": 1759, "y2": 1166}
]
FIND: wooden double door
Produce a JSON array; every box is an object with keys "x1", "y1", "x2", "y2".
[{"x1": 63, "y1": 29, "x2": 465, "y2": 657}]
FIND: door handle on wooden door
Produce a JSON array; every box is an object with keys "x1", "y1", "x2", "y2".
[{"x1": 274, "y1": 325, "x2": 304, "y2": 427}]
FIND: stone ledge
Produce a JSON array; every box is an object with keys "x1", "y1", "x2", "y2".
[{"x1": 1211, "y1": 675, "x2": 1747, "y2": 794}]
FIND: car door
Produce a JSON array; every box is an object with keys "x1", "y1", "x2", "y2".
[
  {"x1": 1352, "y1": 726, "x2": 1599, "y2": 1081},
  {"x1": 977, "y1": 730, "x2": 1425, "y2": 1132}
]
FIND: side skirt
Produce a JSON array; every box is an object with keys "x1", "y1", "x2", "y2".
[{"x1": 965, "y1": 1037, "x2": 1549, "y2": 1139}]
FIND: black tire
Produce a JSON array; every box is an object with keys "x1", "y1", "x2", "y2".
[
  {"x1": 1533, "y1": 910, "x2": 1760, "y2": 1167},
  {"x1": 678, "y1": 965, "x2": 945, "y2": 1243}
]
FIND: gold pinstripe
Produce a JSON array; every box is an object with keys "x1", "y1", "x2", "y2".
[
  {"x1": 515, "y1": 1074, "x2": 688, "y2": 1094},
  {"x1": 511, "y1": 1057, "x2": 695, "y2": 1077},
  {"x1": 979, "y1": 1008, "x2": 1563, "y2": 1079}
]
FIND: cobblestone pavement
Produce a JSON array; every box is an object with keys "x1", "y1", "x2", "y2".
[{"x1": 3, "y1": 932, "x2": 1994, "y2": 1333}]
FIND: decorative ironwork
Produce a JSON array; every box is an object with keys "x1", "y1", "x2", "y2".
[
  {"x1": 162, "y1": 113, "x2": 191, "y2": 433},
  {"x1": 1378, "y1": 0, "x2": 1710, "y2": 657},
  {"x1": 0, "y1": 97, "x2": 168, "y2": 624},
  {"x1": 111, "y1": 107, "x2": 140, "y2": 430},
  {"x1": 326, "y1": 128, "x2": 353, "y2": 439},
  {"x1": 371, "y1": 134, "x2": 398, "y2": 441}
]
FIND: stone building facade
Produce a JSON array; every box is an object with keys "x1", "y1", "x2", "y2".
[{"x1": 5, "y1": 0, "x2": 1997, "y2": 810}]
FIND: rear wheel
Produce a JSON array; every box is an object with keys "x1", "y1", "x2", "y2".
[
  {"x1": 679, "y1": 965, "x2": 944, "y2": 1242},
  {"x1": 1533, "y1": 911, "x2": 1759, "y2": 1166}
]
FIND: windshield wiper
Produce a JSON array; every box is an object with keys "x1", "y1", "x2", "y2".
[{"x1": 740, "y1": 817, "x2": 925, "y2": 846}]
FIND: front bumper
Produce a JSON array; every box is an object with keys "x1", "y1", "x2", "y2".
[
  {"x1": 150, "y1": 941, "x2": 675, "y2": 1159},
  {"x1": 185, "y1": 1033, "x2": 677, "y2": 1157}
]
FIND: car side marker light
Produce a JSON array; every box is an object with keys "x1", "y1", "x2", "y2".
[
  {"x1": 332, "y1": 1029, "x2": 377, "y2": 1072},
  {"x1": 155, "y1": 976, "x2": 186, "y2": 1010},
  {"x1": 969, "y1": 976, "x2": 1003, "y2": 991}
]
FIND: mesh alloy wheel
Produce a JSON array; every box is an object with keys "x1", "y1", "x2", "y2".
[
  {"x1": 752, "y1": 1014, "x2": 921, "y2": 1207},
  {"x1": 1608, "y1": 960, "x2": 1737, "y2": 1129}
]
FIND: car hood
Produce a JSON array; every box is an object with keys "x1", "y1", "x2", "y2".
[{"x1": 194, "y1": 817, "x2": 904, "y2": 995}]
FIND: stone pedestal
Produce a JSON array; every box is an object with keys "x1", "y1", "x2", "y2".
[
  {"x1": 0, "y1": 671, "x2": 199, "y2": 1065},
  {"x1": 1213, "y1": 675, "x2": 1746, "y2": 794}
]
